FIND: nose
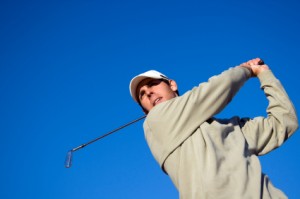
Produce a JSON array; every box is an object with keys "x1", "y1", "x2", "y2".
[{"x1": 145, "y1": 90, "x2": 153, "y2": 98}]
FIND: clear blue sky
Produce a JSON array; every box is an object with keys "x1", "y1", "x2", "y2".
[{"x1": 1, "y1": 0, "x2": 299, "y2": 198}]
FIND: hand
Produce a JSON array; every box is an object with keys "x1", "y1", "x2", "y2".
[
  {"x1": 239, "y1": 58, "x2": 269, "y2": 76},
  {"x1": 244, "y1": 58, "x2": 264, "y2": 66}
]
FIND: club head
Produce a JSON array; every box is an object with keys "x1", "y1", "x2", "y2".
[{"x1": 65, "y1": 150, "x2": 73, "y2": 168}]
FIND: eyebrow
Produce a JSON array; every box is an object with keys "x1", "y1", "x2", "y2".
[{"x1": 147, "y1": 79, "x2": 163, "y2": 86}]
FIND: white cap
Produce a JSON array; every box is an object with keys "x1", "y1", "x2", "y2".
[{"x1": 129, "y1": 70, "x2": 169, "y2": 102}]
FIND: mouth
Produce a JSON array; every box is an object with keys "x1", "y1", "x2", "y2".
[{"x1": 153, "y1": 97, "x2": 162, "y2": 106}]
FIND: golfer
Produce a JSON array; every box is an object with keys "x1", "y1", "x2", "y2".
[{"x1": 129, "y1": 58, "x2": 298, "y2": 199}]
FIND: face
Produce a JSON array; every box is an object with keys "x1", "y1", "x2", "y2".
[{"x1": 136, "y1": 78, "x2": 178, "y2": 113}]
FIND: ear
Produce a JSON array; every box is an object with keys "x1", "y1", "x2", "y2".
[{"x1": 169, "y1": 80, "x2": 178, "y2": 92}]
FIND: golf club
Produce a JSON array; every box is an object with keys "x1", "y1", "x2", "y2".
[{"x1": 65, "y1": 115, "x2": 146, "y2": 168}]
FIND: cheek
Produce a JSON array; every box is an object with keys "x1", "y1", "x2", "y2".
[
  {"x1": 140, "y1": 99, "x2": 153, "y2": 110},
  {"x1": 164, "y1": 88, "x2": 177, "y2": 99}
]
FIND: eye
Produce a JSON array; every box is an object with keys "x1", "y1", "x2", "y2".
[{"x1": 139, "y1": 90, "x2": 145, "y2": 100}]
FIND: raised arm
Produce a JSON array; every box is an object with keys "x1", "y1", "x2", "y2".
[
  {"x1": 145, "y1": 59, "x2": 260, "y2": 166},
  {"x1": 240, "y1": 65, "x2": 298, "y2": 155},
  {"x1": 190, "y1": 58, "x2": 266, "y2": 120}
]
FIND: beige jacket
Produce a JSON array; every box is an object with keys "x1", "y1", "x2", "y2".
[{"x1": 143, "y1": 67, "x2": 298, "y2": 199}]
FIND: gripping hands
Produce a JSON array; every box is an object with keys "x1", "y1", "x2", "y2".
[{"x1": 239, "y1": 58, "x2": 269, "y2": 77}]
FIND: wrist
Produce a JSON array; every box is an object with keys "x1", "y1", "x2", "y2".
[
  {"x1": 237, "y1": 65, "x2": 254, "y2": 78},
  {"x1": 253, "y1": 65, "x2": 270, "y2": 76}
]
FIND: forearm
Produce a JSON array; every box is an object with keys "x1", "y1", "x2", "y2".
[
  {"x1": 242, "y1": 70, "x2": 298, "y2": 155},
  {"x1": 259, "y1": 70, "x2": 298, "y2": 144},
  {"x1": 187, "y1": 66, "x2": 251, "y2": 121}
]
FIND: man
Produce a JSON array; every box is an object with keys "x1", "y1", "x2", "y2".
[{"x1": 129, "y1": 58, "x2": 298, "y2": 199}]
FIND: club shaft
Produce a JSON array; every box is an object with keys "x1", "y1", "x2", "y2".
[
  {"x1": 65, "y1": 115, "x2": 146, "y2": 168},
  {"x1": 73, "y1": 115, "x2": 146, "y2": 151},
  {"x1": 71, "y1": 115, "x2": 146, "y2": 152}
]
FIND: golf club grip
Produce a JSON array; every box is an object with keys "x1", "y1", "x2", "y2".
[{"x1": 65, "y1": 150, "x2": 73, "y2": 168}]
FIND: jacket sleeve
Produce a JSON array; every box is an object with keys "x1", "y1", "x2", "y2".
[
  {"x1": 240, "y1": 70, "x2": 298, "y2": 155},
  {"x1": 179, "y1": 66, "x2": 251, "y2": 123},
  {"x1": 145, "y1": 66, "x2": 252, "y2": 167}
]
